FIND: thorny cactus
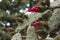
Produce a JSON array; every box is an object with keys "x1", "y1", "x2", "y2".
[
  {"x1": 26, "y1": 25, "x2": 38, "y2": 40},
  {"x1": 48, "y1": 8, "x2": 60, "y2": 32}
]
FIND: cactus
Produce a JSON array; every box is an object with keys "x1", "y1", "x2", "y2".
[
  {"x1": 26, "y1": 25, "x2": 38, "y2": 40},
  {"x1": 11, "y1": 33, "x2": 22, "y2": 40},
  {"x1": 48, "y1": 8, "x2": 60, "y2": 32}
]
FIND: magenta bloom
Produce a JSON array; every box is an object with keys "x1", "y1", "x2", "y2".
[
  {"x1": 31, "y1": 6, "x2": 39, "y2": 12},
  {"x1": 31, "y1": 21, "x2": 40, "y2": 27},
  {"x1": 28, "y1": 6, "x2": 39, "y2": 12},
  {"x1": 28, "y1": 8, "x2": 32, "y2": 12}
]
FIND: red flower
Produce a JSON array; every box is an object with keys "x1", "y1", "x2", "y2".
[
  {"x1": 28, "y1": 8, "x2": 32, "y2": 12},
  {"x1": 31, "y1": 21, "x2": 40, "y2": 27},
  {"x1": 28, "y1": 6, "x2": 39, "y2": 12},
  {"x1": 31, "y1": 6, "x2": 39, "y2": 12}
]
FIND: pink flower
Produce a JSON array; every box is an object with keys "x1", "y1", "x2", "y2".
[
  {"x1": 28, "y1": 6, "x2": 39, "y2": 12},
  {"x1": 31, "y1": 21, "x2": 40, "y2": 27},
  {"x1": 31, "y1": 6, "x2": 39, "y2": 12},
  {"x1": 28, "y1": 8, "x2": 32, "y2": 12}
]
